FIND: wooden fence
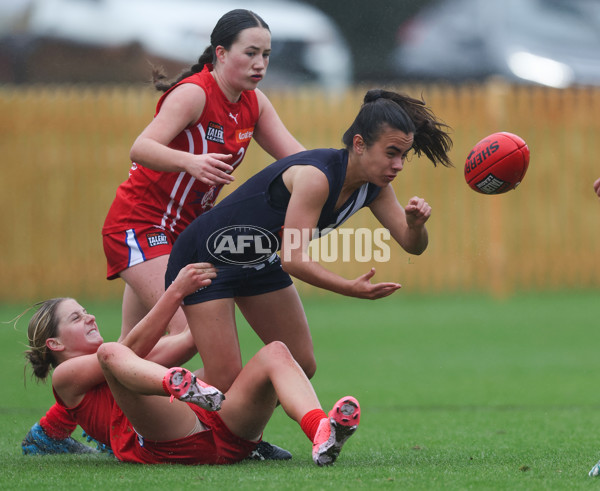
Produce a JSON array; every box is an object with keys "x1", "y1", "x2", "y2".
[{"x1": 1, "y1": 82, "x2": 600, "y2": 302}]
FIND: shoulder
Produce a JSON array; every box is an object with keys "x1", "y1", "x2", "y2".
[
  {"x1": 286, "y1": 161, "x2": 330, "y2": 198},
  {"x1": 294, "y1": 163, "x2": 329, "y2": 181},
  {"x1": 254, "y1": 88, "x2": 275, "y2": 116},
  {"x1": 156, "y1": 83, "x2": 207, "y2": 122},
  {"x1": 304, "y1": 148, "x2": 347, "y2": 176},
  {"x1": 287, "y1": 167, "x2": 330, "y2": 212},
  {"x1": 161, "y1": 83, "x2": 207, "y2": 107},
  {"x1": 285, "y1": 149, "x2": 345, "y2": 178},
  {"x1": 286, "y1": 148, "x2": 343, "y2": 163},
  {"x1": 157, "y1": 71, "x2": 208, "y2": 108},
  {"x1": 52, "y1": 353, "x2": 104, "y2": 405},
  {"x1": 254, "y1": 88, "x2": 269, "y2": 107}
]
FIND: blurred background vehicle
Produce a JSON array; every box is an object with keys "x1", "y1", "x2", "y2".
[
  {"x1": 391, "y1": 0, "x2": 600, "y2": 88},
  {"x1": 0, "y1": 0, "x2": 352, "y2": 89},
  {"x1": 4, "y1": 0, "x2": 598, "y2": 89}
]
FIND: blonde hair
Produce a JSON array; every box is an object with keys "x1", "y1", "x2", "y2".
[{"x1": 23, "y1": 298, "x2": 69, "y2": 381}]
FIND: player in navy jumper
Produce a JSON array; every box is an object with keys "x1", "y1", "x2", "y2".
[{"x1": 165, "y1": 88, "x2": 454, "y2": 392}]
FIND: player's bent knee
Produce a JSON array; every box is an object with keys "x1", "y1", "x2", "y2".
[
  {"x1": 260, "y1": 340, "x2": 294, "y2": 360},
  {"x1": 257, "y1": 341, "x2": 293, "y2": 367},
  {"x1": 259, "y1": 341, "x2": 317, "y2": 378},
  {"x1": 266, "y1": 340, "x2": 290, "y2": 354}
]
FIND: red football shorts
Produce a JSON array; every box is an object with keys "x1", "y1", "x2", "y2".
[
  {"x1": 103, "y1": 226, "x2": 176, "y2": 280},
  {"x1": 111, "y1": 404, "x2": 258, "y2": 465}
]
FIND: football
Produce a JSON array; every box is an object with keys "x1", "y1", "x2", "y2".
[{"x1": 464, "y1": 132, "x2": 530, "y2": 194}]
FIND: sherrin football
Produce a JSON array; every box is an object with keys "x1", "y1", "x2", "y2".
[{"x1": 464, "y1": 132, "x2": 530, "y2": 195}]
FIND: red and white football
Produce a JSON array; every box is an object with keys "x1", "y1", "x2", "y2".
[{"x1": 464, "y1": 132, "x2": 530, "y2": 194}]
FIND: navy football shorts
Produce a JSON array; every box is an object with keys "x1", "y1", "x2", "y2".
[{"x1": 166, "y1": 254, "x2": 294, "y2": 305}]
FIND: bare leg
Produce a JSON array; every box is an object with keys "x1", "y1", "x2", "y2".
[
  {"x1": 97, "y1": 342, "x2": 199, "y2": 441},
  {"x1": 219, "y1": 341, "x2": 321, "y2": 442},
  {"x1": 119, "y1": 255, "x2": 188, "y2": 338},
  {"x1": 183, "y1": 299, "x2": 242, "y2": 392},
  {"x1": 235, "y1": 285, "x2": 316, "y2": 379}
]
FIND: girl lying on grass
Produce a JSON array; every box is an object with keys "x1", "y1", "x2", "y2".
[{"x1": 24, "y1": 262, "x2": 359, "y2": 466}]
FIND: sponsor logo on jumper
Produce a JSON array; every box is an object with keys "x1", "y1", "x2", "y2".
[
  {"x1": 147, "y1": 231, "x2": 169, "y2": 248},
  {"x1": 206, "y1": 121, "x2": 225, "y2": 144},
  {"x1": 235, "y1": 127, "x2": 254, "y2": 143},
  {"x1": 228, "y1": 112, "x2": 239, "y2": 124},
  {"x1": 207, "y1": 225, "x2": 279, "y2": 265}
]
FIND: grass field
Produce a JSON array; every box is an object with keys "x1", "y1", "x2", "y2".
[{"x1": 2, "y1": 290, "x2": 600, "y2": 490}]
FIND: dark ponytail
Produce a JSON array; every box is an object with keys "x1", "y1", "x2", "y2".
[
  {"x1": 343, "y1": 89, "x2": 453, "y2": 167},
  {"x1": 152, "y1": 9, "x2": 270, "y2": 93}
]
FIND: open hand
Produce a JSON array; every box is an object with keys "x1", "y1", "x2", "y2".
[{"x1": 349, "y1": 268, "x2": 401, "y2": 300}]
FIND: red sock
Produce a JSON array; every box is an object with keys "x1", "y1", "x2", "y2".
[
  {"x1": 300, "y1": 408, "x2": 327, "y2": 442},
  {"x1": 39, "y1": 403, "x2": 77, "y2": 440}
]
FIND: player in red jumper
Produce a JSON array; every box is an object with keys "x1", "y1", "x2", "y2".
[
  {"x1": 23, "y1": 263, "x2": 360, "y2": 466},
  {"x1": 106, "y1": 8, "x2": 303, "y2": 340},
  {"x1": 22, "y1": 8, "x2": 303, "y2": 459}
]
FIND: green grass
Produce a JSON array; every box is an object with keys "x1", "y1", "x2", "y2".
[{"x1": 2, "y1": 290, "x2": 600, "y2": 489}]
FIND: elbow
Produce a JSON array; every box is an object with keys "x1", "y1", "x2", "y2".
[
  {"x1": 129, "y1": 144, "x2": 139, "y2": 163},
  {"x1": 279, "y1": 250, "x2": 293, "y2": 273},
  {"x1": 281, "y1": 261, "x2": 294, "y2": 276},
  {"x1": 413, "y1": 242, "x2": 428, "y2": 256},
  {"x1": 412, "y1": 242, "x2": 428, "y2": 256},
  {"x1": 129, "y1": 136, "x2": 145, "y2": 163},
  {"x1": 279, "y1": 253, "x2": 301, "y2": 276},
  {"x1": 400, "y1": 240, "x2": 427, "y2": 256},
  {"x1": 280, "y1": 258, "x2": 293, "y2": 274},
  {"x1": 400, "y1": 230, "x2": 428, "y2": 255}
]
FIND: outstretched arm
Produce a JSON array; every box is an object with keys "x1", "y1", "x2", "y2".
[
  {"x1": 279, "y1": 167, "x2": 401, "y2": 299},
  {"x1": 121, "y1": 263, "x2": 216, "y2": 359},
  {"x1": 51, "y1": 264, "x2": 216, "y2": 407},
  {"x1": 369, "y1": 185, "x2": 430, "y2": 255}
]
